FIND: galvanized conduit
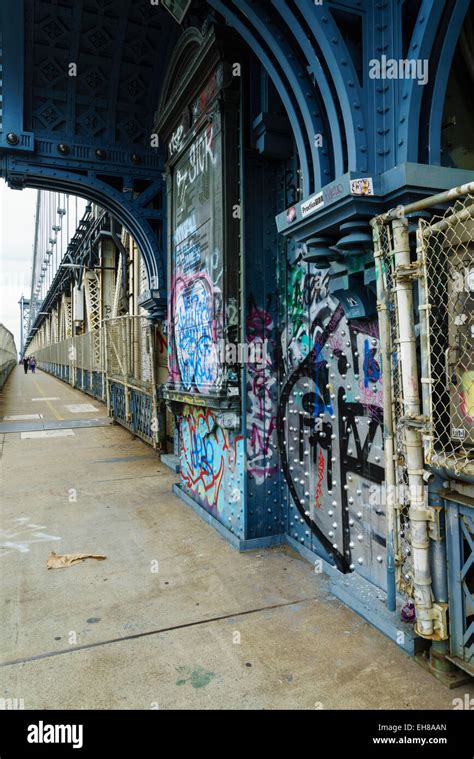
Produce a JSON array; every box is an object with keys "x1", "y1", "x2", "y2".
[
  {"x1": 381, "y1": 181, "x2": 474, "y2": 223},
  {"x1": 391, "y1": 217, "x2": 434, "y2": 637}
]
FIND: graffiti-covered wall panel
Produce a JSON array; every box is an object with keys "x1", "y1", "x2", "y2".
[
  {"x1": 244, "y1": 157, "x2": 286, "y2": 541},
  {"x1": 180, "y1": 406, "x2": 245, "y2": 538},
  {"x1": 278, "y1": 257, "x2": 386, "y2": 588},
  {"x1": 169, "y1": 119, "x2": 225, "y2": 394}
]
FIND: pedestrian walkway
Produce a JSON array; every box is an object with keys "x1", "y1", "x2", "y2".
[{"x1": 0, "y1": 367, "x2": 472, "y2": 709}]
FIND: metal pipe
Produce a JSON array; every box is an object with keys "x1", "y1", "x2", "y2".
[
  {"x1": 428, "y1": 474, "x2": 448, "y2": 604},
  {"x1": 427, "y1": 471, "x2": 454, "y2": 671},
  {"x1": 239, "y1": 67, "x2": 248, "y2": 541},
  {"x1": 392, "y1": 216, "x2": 434, "y2": 637},
  {"x1": 426, "y1": 202, "x2": 474, "y2": 234},
  {"x1": 381, "y1": 181, "x2": 474, "y2": 223},
  {"x1": 371, "y1": 219, "x2": 397, "y2": 611},
  {"x1": 148, "y1": 321, "x2": 160, "y2": 451}
]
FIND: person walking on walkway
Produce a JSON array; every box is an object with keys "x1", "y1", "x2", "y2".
[
  {"x1": 29, "y1": 356, "x2": 37, "y2": 374},
  {"x1": 23, "y1": 357, "x2": 29, "y2": 374}
]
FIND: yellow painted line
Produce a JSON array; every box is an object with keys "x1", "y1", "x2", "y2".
[{"x1": 32, "y1": 379, "x2": 63, "y2": 421}]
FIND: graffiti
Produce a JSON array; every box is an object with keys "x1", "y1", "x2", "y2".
[
  {"x1": 169, "y1": 109, "x2": 225, "y2": 395},
  {"x1": 282, "y1": 265, "x2": 331, "y2": 370},
  {"x1": 246, "y1": 303, "x2": 279, "y2": 485},
  {"x1": 169, "y1": 124, "x2": 185, "y2": 157},
  {"x1": 176, "y1": 124, "x2": 216, "y2": 206},
  {"x1": 363, "y1": 338, "x2": 381, "y2": 387},
  {"x1": 173, "y1": 273, "x2": 222, "y2": 392},
  {"x1": 180, "y1": 407, "x2": 244, "y2": 529},
  {"x1": 156, "y1": 327, "x2": 167, "y2": 356},
  {"x1": 279, "y1": 262, "x2": 385, "y2": 581},
  {"x1": 315, "y1": 449, "x2": 325, "y2": 509},
  {"x1": 174, "y1": 215, "x2": 201, "y2": 274}
]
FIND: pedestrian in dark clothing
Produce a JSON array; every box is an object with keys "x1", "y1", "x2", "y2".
[
  {"x1": 30, "y1": 357, "x2": 36, "y2": 374},
  {"x1": 23, "y1": 357, "x2": 29, "y2": 374}
]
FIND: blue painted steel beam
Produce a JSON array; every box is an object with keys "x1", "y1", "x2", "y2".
[
  {"x1": 272, "y1": 0, "x2": 344, "y2": 179},
  {"x1": 363, "y1": 0, "x2": 400, "y2": 176},
  {"x1": 445, "y1": 500, "x2": 464, "y2": 660},
  {"x1": 428, "y1": 0, "x2": 470, "y2": 165},
  {"x1": 208, "y1": 0, "x2": 312, "y2": 196},
  {"x1": 0, "y1": 155, "x2": 166, "y2": 305},
  {"x1": 65, "y1": 0, "x2": 83, "y2": 139},
  {"x1": 105, "y1": 0, "x2": 132, "y2": 143},
  {"x1": 302, "y1": 0, "x2": 368, "y2": 174},
  {"x1": 236, "y1": 0, "x2": 324, "y2": 187},
  {"x1": 0, "y1": 0, "x2": 34, "y2": 151},
  {"x1": 397, "y1": 0, "x2": 445, "y2": 164}
]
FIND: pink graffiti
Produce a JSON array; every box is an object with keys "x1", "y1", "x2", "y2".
[{"x1": 246, "y1": 305, "x2": 279, "y2": 484}]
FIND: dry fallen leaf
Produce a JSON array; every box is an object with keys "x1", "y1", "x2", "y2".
[{"x1": 47, "y1": 551, "x2": 107, "y2": 569}]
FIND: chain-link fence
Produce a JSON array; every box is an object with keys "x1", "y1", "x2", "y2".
[
  {"x1": 418, "y1": 195, "x2": 474, "y2": 476},
  {"x1": 372, "y1": 186, "x2": 474, "y2": 613},
  {"x1": 104, "y1": 316, "x2": 152, "y2": 390}
]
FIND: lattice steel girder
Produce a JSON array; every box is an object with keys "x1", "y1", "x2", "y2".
[
  {"x1": 207, "y1": 0, "x2": 470, "y2": 190},
  {"x1": 0, "y1": 153, "x2": 167, "y2": 312},
  {"x1": 0, "y1": 0, "x2": 171, "y2": 314}
]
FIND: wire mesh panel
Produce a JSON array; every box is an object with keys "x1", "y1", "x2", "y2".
[
  {"x1": 105, "y1": 316, "x2": 152, "y2": 390},
  {"x1": 418, "y1": 196, "x2": 474, "y2": 477},
  {"x1": 131, "y1": 317, "x2": 152, "y2": 387},
  {"x1": 105, "y1": 318, "x2": 130, "y2": 381},
  {"x1": 31, "y1": 318, "x2": 158, "y2": 446}
]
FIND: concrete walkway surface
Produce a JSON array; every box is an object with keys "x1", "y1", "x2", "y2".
[{"x1": 1, "y1": 367, "x2": 473, "y2": 709}]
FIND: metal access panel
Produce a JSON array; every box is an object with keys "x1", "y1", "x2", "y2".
[{"x1": 447, "y1": 236, "x2": 474, "y2": 446}]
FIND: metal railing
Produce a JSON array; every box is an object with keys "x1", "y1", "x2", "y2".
[
  {"x1": 0, "y1": 324, "x2": 17, "y2": 390},
  {"x1": 33, "y1": 316, "x2": 160, "y2": 448}
]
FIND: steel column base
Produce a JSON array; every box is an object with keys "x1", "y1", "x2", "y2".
[{"x1": 415, "y1": 650, "x2": 473, "y2": 689}]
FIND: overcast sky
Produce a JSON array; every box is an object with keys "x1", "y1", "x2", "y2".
[{"x1": 0, "y1": 181, "x2": 37, "y2": 354}]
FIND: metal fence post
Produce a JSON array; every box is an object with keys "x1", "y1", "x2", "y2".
[{"x1": 391, "y1": 216, "x2": 435, "y2": 637}]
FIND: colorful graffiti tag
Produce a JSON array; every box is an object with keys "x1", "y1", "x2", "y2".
[
  {"x1": 246, "y1": 303, "x2": 279, "y2": 485},
  {"x1": 173, "y1": 273, "x2": 222, "y2": 391},
  {"x1": 278, "y1": 262, "x2": 386, "y2": 585},
  {"x1": 169, "y1": 116, "x2": 225, "y2": 394},
  {"x1": 180, "y1": 407, "x2": 244, "y2": 535}
]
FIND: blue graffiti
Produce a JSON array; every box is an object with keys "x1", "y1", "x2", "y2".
[
  {"x1": 313, "y1": 343, "x2": 333, "y2": 417},
  {"x1": 363, "y1": 338, "x2": 381, "y2": 388},
  {"x1": 175, "y1": 276, "x2": 219, "y2": 390}
]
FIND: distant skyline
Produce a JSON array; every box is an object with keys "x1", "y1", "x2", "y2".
[{"x1": 0, "y1": 182, "x2": 37, "y2": 354}]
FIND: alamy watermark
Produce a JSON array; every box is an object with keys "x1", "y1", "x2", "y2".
[
  {"x1": 369, "y1": 55, "x2": 429, "y2": 86},
  {"x1": 216, "y1": 339, "x2": 268, "y2": 367}
]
